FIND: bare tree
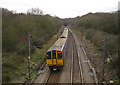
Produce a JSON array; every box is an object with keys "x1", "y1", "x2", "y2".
[{"x1": 27, "y1": 8, "x2": 43, "y2": 15}]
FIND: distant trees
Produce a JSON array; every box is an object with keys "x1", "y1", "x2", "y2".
[
  {"x1": 73, "y1": 12, "x2": 118, "y2": 35},
  {"x1": 2, "y1": 8, "x2": 62, "y2": 54},
  {"x1": 27, "y1": 8, "x2": 43, "y2": 15},
  {"x1": 72, "y1": 12, "x2": 118, "y2": 54}
]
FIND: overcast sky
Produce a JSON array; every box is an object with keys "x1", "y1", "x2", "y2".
[{"x1": 0, "y1": 0, "x2": 119, "y2": 18}]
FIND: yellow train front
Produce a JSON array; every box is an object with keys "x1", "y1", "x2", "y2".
[
  {"x1": 46, "y1": 28, "x2": 68, "y2": 70},
  {"x1": 46, "y1": 50, "x2": 63, "y2": 70}
]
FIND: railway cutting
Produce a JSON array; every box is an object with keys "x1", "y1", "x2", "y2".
[{"x1": 33, "y1": 27, "x2": 96, "y2": 84}]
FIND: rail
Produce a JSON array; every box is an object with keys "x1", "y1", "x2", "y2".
[
  {"x1": 74, "y1": 36, "x2": 84, "y2": 85},
  {"x1": 71, "y1": 38, "x2": 74, "y2": 84},
  {"x1": 69, "y1": 28, "x2": 84, "y2": 85},
  {"x1": 70, "y1": 28, "x2": 98, "y2": 84},
  {"x1": 44, "y1": 71, "x2": 53, "y2": 84},
  {"x1": 44, "y1": 70, "x2": 60, "y2": 84}
]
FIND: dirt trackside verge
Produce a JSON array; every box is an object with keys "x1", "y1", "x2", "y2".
[{"x1": 72, "y1": 29, "x2": 117, "y2": 83}]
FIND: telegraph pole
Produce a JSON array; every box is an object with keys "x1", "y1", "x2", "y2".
[
  {"x1": 102, "y1": 37, "x2": 106, "y2": 82},
  {"x1": 28, "y1": 32, "x2": 31, "y2": 79}
]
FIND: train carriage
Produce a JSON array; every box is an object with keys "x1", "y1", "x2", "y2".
[{"x1": 46, "y1": 28, "x2": 68, "y2": 70}]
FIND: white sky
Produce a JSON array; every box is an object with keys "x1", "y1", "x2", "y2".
[{"x1": 0, "y1": 0, "x2": 119, "y2": 18}]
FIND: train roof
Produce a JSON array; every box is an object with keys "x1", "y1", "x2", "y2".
[{"x1": 48, "y1": 28, "x2": 68, "y2": 52}]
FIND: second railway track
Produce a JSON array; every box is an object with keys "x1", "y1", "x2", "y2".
[{"x1": 70, "y1": 29, "x2": 85, "y2": 84}]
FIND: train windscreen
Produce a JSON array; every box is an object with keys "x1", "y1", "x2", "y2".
[
  {"x1": 57, "y1": 51, "x2": 62, "y2": 59},
  {"x1": 46, "y1": 52, "x2": 51, "y2": 59}
]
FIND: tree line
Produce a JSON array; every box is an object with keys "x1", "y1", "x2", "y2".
[{"x1": 2, "y1": 8, "x2": 62, "y2": 54}]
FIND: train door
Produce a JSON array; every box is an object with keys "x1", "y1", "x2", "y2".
[{"x1": 52, "y1": 50, "x2": 57, "y2": 65}]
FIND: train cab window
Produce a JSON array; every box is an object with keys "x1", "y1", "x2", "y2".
[
  {"x1": 57, "y1": 51, "x2": 62, "y2": 59},
  {"x1": 52, "y1": 51, "x2": 56, "y2": 59},
  {"x1": 46, "y1": 52, "x2": 51, "y2": 59}
]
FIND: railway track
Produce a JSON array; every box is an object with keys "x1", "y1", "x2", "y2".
[
  {"x1": 74, "y1": 36, "x2": 84, "y2": 84},
  {"x1": 34, "y1": 29, "x2": 85, "y2": 84},
  {"x1": 71, "y1": 37, "x2": 74, "y2": 84},
  {"x1": 44, "y1": 70, "x2": 60, "y2": 84},
  {"x1": 70, "y1": 30, "x2": 84, "y2": 84}
]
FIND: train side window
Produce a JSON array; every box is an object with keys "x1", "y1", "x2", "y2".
[
  {"x1": 57, "y1": 51, "x2": 62, "y2": 59},
  {"x1": 46, "y1": 52, "x2": 51, "y2": 59},
  {"x1": 52, "y1": 51, "x2": 56, "y2": 59}
]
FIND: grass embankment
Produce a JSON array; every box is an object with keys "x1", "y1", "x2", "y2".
[
  {"x1": 2, "y1": 8, "x2": 62, "y2": 83},
  {"x1": 2, "y1": 28, "x2": 63, "y2": 83}
]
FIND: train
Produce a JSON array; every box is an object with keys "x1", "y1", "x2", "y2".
[{"x1": 46, "y1": 28, "x2": 69, "y2": 70}]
